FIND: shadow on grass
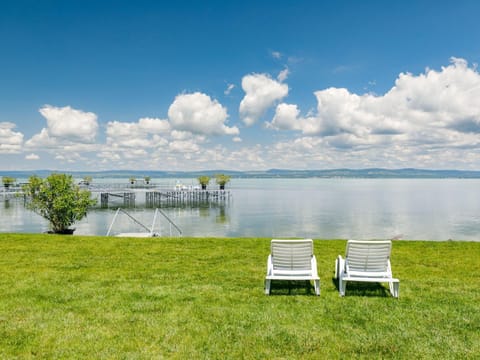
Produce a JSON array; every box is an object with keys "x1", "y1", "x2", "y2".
[
  {"x1": 331, "y1": 278, "x2": 390, "y2": 298},
  {"x1": 266, "y1": 280, "x2": 318, "y2": 296}
]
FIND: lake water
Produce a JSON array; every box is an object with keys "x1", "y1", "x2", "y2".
[{"x1": 1, "y1": 178, "x2": 480, "y2": 241}]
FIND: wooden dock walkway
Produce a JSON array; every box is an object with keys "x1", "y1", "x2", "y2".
[
  {"x1": 145, "y1": 190, "x2": 230, "y2": 207},
  {"x1": 1, "y1": 183, "x2": 232, "y2": 208},
  {"x1": 0, "y1": 186, "x2": 23, "y2": 201},
  {"x1": 100, "y1": 192, "x2": 136, "y2": 207},
  {"x1": 99, "y1": 189, "x2": 231, "y2": 208}
]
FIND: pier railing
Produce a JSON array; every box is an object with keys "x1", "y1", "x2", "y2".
[
  {"x1": 99, "y1": 189, "x2": 231, "y2": 208},
  {"x1": 1, "y1": 183, "x2": 232, "y2": 209},
  {"x1": 1, "y1": 186, "x2": 24, "y2": 201}
]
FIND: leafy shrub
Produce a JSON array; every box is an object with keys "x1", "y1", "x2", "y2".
[{"x1": 22, "y1": 173, "x2": 97, "y2": 233}]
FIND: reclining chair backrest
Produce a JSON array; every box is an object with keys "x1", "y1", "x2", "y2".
[
  {"x1": 346, "y1": 240, "x2": 391, "y2": 274},
  {"x1": 271, "y1": 239, "x2": 313, "y2": 271}
]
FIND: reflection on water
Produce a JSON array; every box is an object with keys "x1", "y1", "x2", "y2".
[
  {"x1": 1, "y1": 178, "x2": 480, "y2": 240},
  {"x1": 216, "y1": 206, "x2": 228, "y2": 224}
]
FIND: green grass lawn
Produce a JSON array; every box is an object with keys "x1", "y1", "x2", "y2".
[{"x1": 0, "y1": 234, "x2": 479, "y2": 359}]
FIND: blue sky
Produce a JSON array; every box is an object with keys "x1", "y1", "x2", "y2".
[{"x1": 1, "y1": 0, "x2": 480, "y2": 171}]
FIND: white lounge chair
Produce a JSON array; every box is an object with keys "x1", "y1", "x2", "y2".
[
  {"x1": 335, "y1": 240, "x2": 399, "y2": 298},
  {"x1": 265, "y1": 239, "x2": 320, "y2": 295}
]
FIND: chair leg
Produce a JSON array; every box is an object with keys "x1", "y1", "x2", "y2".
[
  {"x1": 314, "y1": 279, "x2": 320, "y2": 296},
  {"x1": 392, "y1": 282, "x2": 400, "y2": 298},
  {"x1": 388, "y1": 281, "x2": 400, "y2": 298},
  {"x1": 339, "y1": 278, "x2": 346, "y2": 296},
  {"x1": 265, "y1": 279, "x2": 271, "y2": 295}
]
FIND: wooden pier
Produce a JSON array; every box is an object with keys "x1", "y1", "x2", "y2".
[
  {"x1": 0, "y1": 186, "x2": 23, "y2": 202},
  {"x1": 99, "y1": 190, "x2": 230, "y2": 208},
  {"x1": 145, "y1": 190, "x2": 230, "y2": 208},
  {"x1": 2, "y1": 182, "x2": 232, "y2": 209},
  {"x1": 100, "y1": 192, "x2": 136, "y2": 207}
]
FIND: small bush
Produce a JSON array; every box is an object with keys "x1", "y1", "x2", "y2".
[{"x1": 22, "y1": 173, "x2": 97, "y2": 233}]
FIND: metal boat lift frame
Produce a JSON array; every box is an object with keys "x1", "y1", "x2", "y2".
[{"x1": 106, "y1": 208, "x2": 182, "y2": 237}]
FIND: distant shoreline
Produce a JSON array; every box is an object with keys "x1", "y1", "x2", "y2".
[{"x1": 2, "y1": 168, "x2": 480, "y2": 179}]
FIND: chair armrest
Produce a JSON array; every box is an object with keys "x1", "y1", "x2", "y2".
[
  {"x1": 387, "y1": 260, "x2": 394, "y2": 277},
  {"x1": 335, "y1": 255, "x2": 344, "y2": 279},
  {"x1": 266, "y1": 254, "x2": 273, "y2": 276},
  {"x1": 311, "y1": 255, "x2": 319, "y2": 277}
]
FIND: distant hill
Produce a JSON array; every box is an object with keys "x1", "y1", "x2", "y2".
[{"x1": 2, "y1": 168, "x2": 480, "y2": 179}]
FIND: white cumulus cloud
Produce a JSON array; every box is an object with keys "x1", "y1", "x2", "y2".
[
  {"x1": 39, "y1": 105, "x2": 98, "y2": 143},
  {"x1": 24, "y1": 105, "x2": 100, "y2": 165},
  {"x1": 277, "y1": 68, "x2": 289, "y2": 82},
  {"x1": 25, "y1": 153, "x2": 40, "y2": 160},
  {"x1": 168, "y1": 92, "x2": 239, "y2": 136},
  {"x1": 25, "y1": 128, "x2": 57, "y2": 149},
  {"x1": 168, "y1": 140, "x2": 200, "y2": 153},
  {"x1": 224, "y1": 83, "x2": 235, "y2": 95},
  {"x1": 106, "y1": 117, "x2": 170, "y2": 149},
  {"x1": 267, "y1": 58, "x2": 480, "y2": 157},
  {"x1": 137, "y1": 117, "x2": 171, "y2": 133},
  {"x1": 0, "y1": 122, "x2": 23, "y2": 154},
  {"x1": 26, "y1": 105, "x2": 99, "y2": 149},
  {"x1": 7, "y1": 57, "x2": 480, "y2": 171},
  {"x1": 268, "y1": 103, "x2": 302, "y2": 131},
  {"x1": 107, "y1": 118, "x2": 170, "y2": 143},
  {"x1": 271, "y1": 51, "x2": 282, "y2": 59},
  {"x1": 239, "y1": 73, "x2": 288, "y2": 126}
]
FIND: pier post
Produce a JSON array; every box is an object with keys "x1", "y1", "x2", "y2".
[{"x1": 101, "y1": 193, "x2": 109, "y2": 208}]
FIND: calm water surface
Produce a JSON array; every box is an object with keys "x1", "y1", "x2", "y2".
[{"x1": 1, "y1": 178, "x2": 479, "y2": 241}]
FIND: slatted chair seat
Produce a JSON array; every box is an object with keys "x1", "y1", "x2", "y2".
[
  {"x1": 265, "y1": 239, "x2": 320, "y2": 295},
  {"x1": 335, "y1": 240, "x2": 400, "y2": 298}
]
